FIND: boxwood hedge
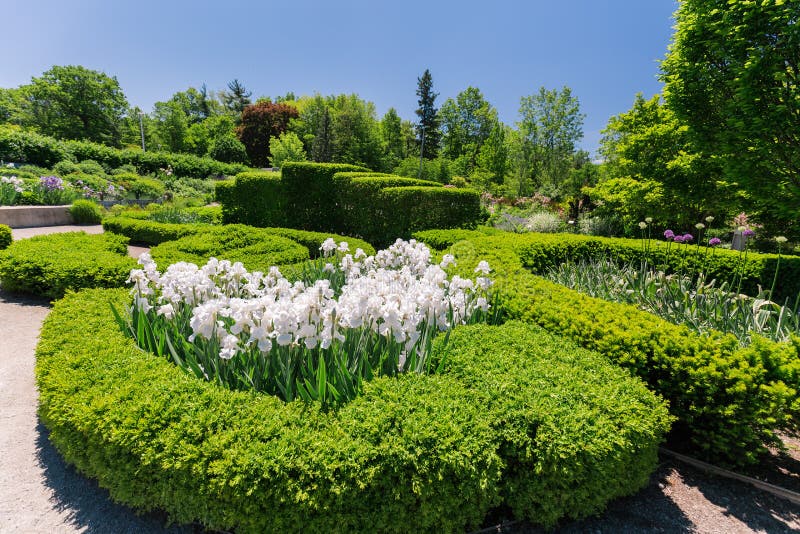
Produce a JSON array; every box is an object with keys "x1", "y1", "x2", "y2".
[
  {"x1": 416, "y1": 230, "x2": 800, "y2": 301},
  {"x1": 0, "y1": 224, "x2": 11, "y2": 249},
  {"x1": 36, "y1": 289, "x2": 669, "y2": 532},
  {"x1": 0, "y1": 232, "x2": 136, "y2": 299},
  {"x1": 440, "y1": 232, "x2": 800, "y2": 466},
  {"x1": 149, "y1": 225, "x2": 311, "y2": 272}
]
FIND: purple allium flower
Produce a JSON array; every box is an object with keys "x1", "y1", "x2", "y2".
[
  {"x1": 664, "y1": 229, "x2": 675, "y2": 239},
  {"x1": 673, "y1": 235, "x2": 684, "y2": 243},
  {"x1": 683, "y1": 233, "x2": 694, "y2": 242},
  {"x1": 743, "y1": 229, "x2": 756, "y2": 237},
  {"x1": 709, "y1": 237, "x2": 722, "y2": 247},
  {"x1": 40, "y1": 175, "x2": 64, "y2": 191}
]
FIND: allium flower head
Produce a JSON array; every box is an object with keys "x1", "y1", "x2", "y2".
[
  {"x1": 673, "y1": 235, "x2": 684, "y2": 243},
  {"x1": 695, "y1": 223, "x2": 705, "y2": 230},
  {"x1": 664, "y1": 229, "x2": 675, "y2": 239},
  {"x1": 776, "y1": 236, "x2": 788, "y2": 244},
  {"x1": 645, "y1": 217, "x2": 653, "y2": 224},
  {"x1": 743, "y1": 229, "x2": 755, "y2": 237},
  {"x1": 705, "y1": 216, "x2": 715, "y2": 224},
  {"x1": 683, "y1": 233, "x2": 693, "y2": 242},
  {"x1": 638, "y1": 221, "x2": 647, "y2": 229},
  {"x1": 709, "y1": 237, "x2": 722, "y2": 247}
]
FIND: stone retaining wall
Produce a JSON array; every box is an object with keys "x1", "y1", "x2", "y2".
[{"x1": 0, "y1": 206, "x2": 73, "y2": 228}]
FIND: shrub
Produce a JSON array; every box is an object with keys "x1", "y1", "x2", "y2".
[
  {"x1": 524, "y1": 211, "x2": 564, "y2": 233},
  {"x1": 412, "y1": 228, "x2": 501, "y2": 250},
  {"x1": 69, "y1": 199, "x2": 103, "y2": 224},
  {"x1": 0, "y1": 232, "x2": 135, "y2": 299},
  {"x1": 257, "y1": 227, "x2": 375, "y2": 258},
  {"x1": 76, "y1": 159, "x2": 107, "y2": 176},
  {"x1": 208, "y1": 135, "x2": 249, "y2": 164},
  {"x1": 149, "y1": 225, "x2": 310, "y2": 271},
  {"x1": 102, "y1": 216, "x2": 208, "y2": 245},
  {"x1": 281, "y1": 162, "x2": 368, "y2": 231},
  {"x1": 578, "y1": 215, "x2": 621, "y2": 237},
  {"x1": 126, "y1": 177, "x2": 165, "y2": 200},
  {"x1": 0, "y1": 224, "x2": 11, "y2": 250},
  {"x1": 445, "y1": 234, "x2": 800, "y2": 466},
  {"x1": 0, "y1": 126, "x2": 71, "y2": 167},
  {"x1": 268, "y1": 131, "x2": 307, "y2": 168},
  {"x1": 53, "y1": 160, "x2": 79, "y2": 176},
  {"x1": 218, "y1": 172, "x2": 284, "y2": 227},
  {"x1": 36, "y1": 289, "x2": 669, "y2": 531}
]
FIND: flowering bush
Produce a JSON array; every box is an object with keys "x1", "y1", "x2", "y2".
[
  {"x1": 120, "y1": 239, "x2": 495, "y2": 405},
  {"x1": 0, "y1": 175, "x2": 24, "y2": 205}
]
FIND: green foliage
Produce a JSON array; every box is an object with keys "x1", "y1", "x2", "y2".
[
  {"x1": 149, "y1": 225, "x2": 309, "y2": 271},
  {"x1": 439, "y1": 87, "x2": 498, "y2": 175},
  {"x1": 102, "y1": 215, "x2": 208, "y2": 244},
  {"x1": 0, "y1": 224, "x2": 11, "y2": 249},
  {"x1": 0, "y1": 232, "x2": 135, "y2": 299},
  {"x1": 23, "y1": 65, "x2": 129, "y2": 146},
  {"x1": 36, "y1": 288, "x2": 669, "y2": 531},
  {"x1": 393, "y1": 155, "x2": 452, "y2": 183},
  {"x1": 125, "y1": 177, "x2": 165, "y2": 200},
  {"x1": 52, "y1": 160, "x2": 79, "y2": 176},
  {"x1": 255, "y1": 227, "x2": 375, "y2": 258},
  {"x1": 415, "y1": 69, "x2": 441, "y2": 159},
  {"x1": 236, "y1": 102, "x2": 299, "y2": 167},
  {"x1": 208, "y1": 134, "x2": 248, "y2": 164},
  {"x1": 444, "y1": 233, "x2": 800, "y2": 466},
  {"x1": 662, "y1": 0, "x2": 800, "y2": 239},
  {"x1": 218, "y1": 172, "x2": 285, "y2": 227},
  {"x1": 0, "y1": 126, "x2": 72, "y2": 167},
  {"x1": 281, "y1": 162, "x2": 368, "y2": 231},
  {"x1": 69, "y1": 199, "x2": 103, "y2": 224},
  {"x1": 432, "y1": 321, "x2": 671, "y2": 525},
  {"x1": 411, "y1": 227, "x2": 501, "y2": 250},
  {"x1": 268, "y1": 131, "x2": 306, "y2": 168}
]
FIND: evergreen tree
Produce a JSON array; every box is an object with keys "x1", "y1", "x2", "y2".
[
  {"x1": 311, "y1": 106, "x2": 333, "y2": 162},
  {"x1": 221, "y1": 79, "x2": 252, "y2": 117},
  {"x1": 415, "y1": 69, "x2": 441, "y2": 159}
]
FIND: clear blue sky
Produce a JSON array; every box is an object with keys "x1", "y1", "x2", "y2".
[{"x1": 3, "y1": 0, "x2": 678, "y2": 155}]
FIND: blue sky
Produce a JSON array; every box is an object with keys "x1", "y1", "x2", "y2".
[{"x1": 3, "y1": 0, "x2": 678, "y2": 154}]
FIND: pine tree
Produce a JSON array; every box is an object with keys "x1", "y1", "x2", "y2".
[
  {"x1": 415, "y1": 69, "x2": 441, "y2": 159},
  {"x1": 311, "y1": 106, "x2": 333, "y2": 162},
  {"x1": 221, "y1": 79, "x2": 252, "y2": 116}
]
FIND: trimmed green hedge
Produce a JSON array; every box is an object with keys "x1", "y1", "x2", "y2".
[
  {"x1": 0, "y1": 224, "x2": 11, "y2": 250},
  {"x1": 149, "y1": 226, "x2": 310, "y2": 271},
  {"x1": 417, "y1": 230, "x2": 800, "y2": 301},
  {"x1": 217, "y1": 172, "x2": 284, "y2": 226},
  {"x1": 36, "y1": 289, "x2": 669, "y2": 531},
  {"x1": 281, "y1": 162, "x2": 368, "y2": 231},
  {"x1": 444, "y1": 233, "x2": 800, "y2": 466},
  {"x1": 432, "y1": 322, "x2": 671, "y2": 526},
  {"x1": 0, "y1": 232, "x2": 135, "y2": 299},
  {"x1": 103, "y1": 216, "x2": 209, "y2": 245},
  {"x1": 0, "y1": 126, "x2": 249, "y2": 179},
  {"x1": 413, "y1": 227, "x2": 502, "y2": 250}
]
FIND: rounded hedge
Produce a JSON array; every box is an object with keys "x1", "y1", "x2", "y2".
[
  {"x1": 69, "y1": 199, "x2": 103, "y2": 224},
  {"x1": 36, "y1": 288, "x2": 670, "y2": 532},
  {"x1": 0, "y1": 232, "x2": 135, "y2": 299},
  {"x1": 149, "y1": 225, "x2": 310, "y2": 272},
  {"x1": 0, "y1": 224, "x2": 11, "y2": 250}
]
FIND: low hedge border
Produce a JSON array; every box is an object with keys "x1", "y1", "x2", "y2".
[
  {"x1": 441, "y1": 232, "x2": 800, "y2": 466},
  {"x1": 0, "y1": 224, "x2": 11, "y2": 249},
  {"x1": 36, "y1": 289, "x2": 669, "y2": 531},
  {"x1": 103, "y1": 216, "x2": 376, "y2": 257},
  {"x1": 416, "y1": 230, "x2": 800, "y2": 301},
  {"x1": 0, "y1": 232, "x2": 136, "y2": 299}
]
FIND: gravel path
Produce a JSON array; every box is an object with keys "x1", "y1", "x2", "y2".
[{"x1": 0, "y1": 225, "x2": 798, "y2": 533}]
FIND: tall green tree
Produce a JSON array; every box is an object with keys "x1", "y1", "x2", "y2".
[
  {"x1": 22, "y1": 65, "x2": 129, "y2": 146},
  {"x1": 591, "y1": 93, "x2": 725, "y2": 230},
  {"x1": 380, "y1": 107, "x2": 406, "y2": 170},
  {"x1": 151, "y1": 100, "x2": 188, "y2": 152},
  {"x1": 439, "y1": 87, "x2": 498, "y2": 172},
  {"x1": 661, "y1": 0, "x2": 800, "y2": 237},
  {"x1": 516, "y1": 86, "x2": 584, "y2": 198},
  {"x1": 415, "y1": 69, "x2": 441, "y2": 159},
  {"x1": 330, "y1": 94, "x2": 382, "y2": 169},
  {"x1": 220, "y1": 79, "x2": 252, "y2": 118},
  {"x1": 476, "y1": 122, "x2": 509, "y2": 185}
]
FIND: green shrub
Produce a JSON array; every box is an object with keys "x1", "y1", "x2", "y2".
[
  {"x1": 149, "y1": 225, "x2": 310, "y2": 271},
  {"x1": 0, "y1": 126, "x2": 72, "y2": 167},
  {"x1": 432, "y1": 321, "x2": 671, "y2": 526},
  {"x1": 445, "y1": 234, "x2": 800, "y2": 466},
  {"x1": 218, "y1": 172, "x2": 284, "y2": 226},
  {"x1": 0, "y1": 224, "x2": 11, "y2": 250},
  {"x1": 257, "y1": 227, "x2": 376, "y2": 258},
  {"x1": 102, "y1": 216, "x2": 208, "y2": 245},
  {"x1": 208, "y1": 135, "x2": 249, "y2": 164},
  {"x1": 412, "y1": 228, "x2": 501, "y2": 250},
  {"x1": 0, "y1": 232, "x2": 135, "y2": 299},
  {"x1": 69, "y1": 199, "x2": 103, "y2": 224},
  {"x1": 36, "y1": 289, "x2": 669, "y2": 531},
  {"x1": 76, "y1": 159, "x2": 107, "y2": 175},
  {"x1": 53, "y1": 160, "x2": 79, "y2": 176},
  {"x1": 281, "y1": 162, "x2": 368, "y2": 231}
]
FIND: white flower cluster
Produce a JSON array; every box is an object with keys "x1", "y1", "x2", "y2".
[
  {"x1": 1, "y1": 175, "x2": 24, "y2": 193},
  {"x1": 128, "y1": 239, "x2": 492, "y2": 369}
]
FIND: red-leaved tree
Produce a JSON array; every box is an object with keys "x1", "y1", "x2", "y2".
[{"x1": 236, "y1": 102, "x2": 299, "y2": 167}]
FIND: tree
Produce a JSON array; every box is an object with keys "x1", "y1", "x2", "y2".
[
  {"x1": 476, "y1": 121, "x2": 509, "y2": 185},
  {"x1": 661, "y1": 0, "x2": 800, "y2": 238},
  {"x1": 269, "y1": 131, "x2": 307, "y2": 168},
  {"x1": 380, "y1": 107, "x2": 405, "y2": 170},
  {"x1": 22, "y1": 65, "x2": 129, "y2": 146},
  {"x1": 209, "y1": 135, "x2": 248, "y2": 164},
  {"x1": 415, "y1": 69, "x2": 441, "y2": 159},
  {"x1": 591, "y1": 93, "x2": 725, "y2": 230},
  {"x1": 516, "y1": 86, "x2": 585, "y2": 198},
  {"x1": 311, "y1": 105, "x2": 333, "y2": 163},
  {"x1": 439, "y1": 87, "x2": 498, "y2": 172},
  {"x1": 0, "y1": 88, "x2": 24, "y2": 125},
  {"x1": 236, "y1": 102, "x2": 299, "y2": 167},
  {"x1": 151, "y1": 100, "x2": 188, "y2": 152},
  {"x1": 221, "y1": 79, "x2": 252, "y2": 117},
  {"x1": 330, "y1": 94, "x2": 382, "y2": 169}
]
